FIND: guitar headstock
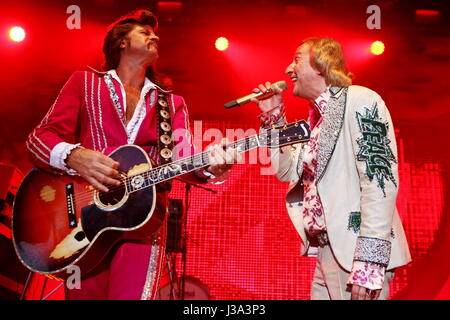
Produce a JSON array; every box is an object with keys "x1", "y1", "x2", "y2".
[{"x1": 260, "y1": 120, "x2": 310, "y2": 148}]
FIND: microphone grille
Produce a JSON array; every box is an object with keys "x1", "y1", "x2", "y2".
[{"x1": 273, "y1": 80, "x2": 288, "y2": 91}]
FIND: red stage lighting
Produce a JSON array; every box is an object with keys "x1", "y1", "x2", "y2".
[
  {"x1": 215, "y1": 37, "x2": 229, "y2": 51},
  {"x1": 370, "y1": 41, "x2": 385, "y2": 55},
  {"x1": 8, "y1": 26, "x2": 26, "y2": 43},
  {"x1": 416, "y1": 9, "x2": 440, "y2": 17},
  {"x1": 157, "y1": 1, "x2": 183, "y2": 15},
  {"x1": 415, "y1": 9, "x2": 440, "y2": 23}
]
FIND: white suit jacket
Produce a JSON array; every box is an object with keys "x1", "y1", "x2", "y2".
[{"x1": 270, "y1": 85, "x2": 411, "y2": 271}]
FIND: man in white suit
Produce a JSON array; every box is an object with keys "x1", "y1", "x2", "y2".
[{"x1": 252, "y1": 37, "x2": 411, "y2": 300}]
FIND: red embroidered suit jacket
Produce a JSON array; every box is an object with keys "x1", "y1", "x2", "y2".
[{"x1": 27, "y1": 70, "x2": 197, "y2": 175}]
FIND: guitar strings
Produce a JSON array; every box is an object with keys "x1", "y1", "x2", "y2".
[
  {"x1": 60, "y1": 134, "x2": 257, "y2": 210},
  {"x1": 32, "y1": 125, "x2": 306, "y2": 216},
  {"x1": 67, "y1": 132, "x2": 303, "y2": 207},
  {"x1": 65, "y1": 131, "x2": 304, "y2": 206}
]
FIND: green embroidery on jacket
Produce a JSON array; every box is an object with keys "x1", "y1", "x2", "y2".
[
  {"x1": 348, "y1": 211, "x2": 361, "y2": 234},
  {"x1": 356, "y1": 104, "x2": 397, "y2": 197}
]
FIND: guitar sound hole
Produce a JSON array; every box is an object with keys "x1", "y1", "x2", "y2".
[{"x1": 98, "y1": 182, "x2": 126, "y2": 207}]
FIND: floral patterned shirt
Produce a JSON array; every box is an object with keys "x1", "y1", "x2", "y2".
[
  {"x1": 302, "y1": 87, "x2": 385, "y2": 291},
  {"x1": 301, "y1": 89, "x2": 329, "y2": 236}
]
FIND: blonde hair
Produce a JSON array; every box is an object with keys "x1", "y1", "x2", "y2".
[{"x1": 301, "y1": 37, "x2": 353, "y2": 87}]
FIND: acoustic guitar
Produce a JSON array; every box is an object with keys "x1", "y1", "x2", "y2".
[{"x1": 12, "y1": 120, "x2": 310, "y2": 280}]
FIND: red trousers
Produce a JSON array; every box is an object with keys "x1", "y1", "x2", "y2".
[{"x1": 65, "y1": 242, "x2": 152, "y2": 300}]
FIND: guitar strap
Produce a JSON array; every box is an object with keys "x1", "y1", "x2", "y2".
[
  {"x1": 155, "y1": 90, "x2": 174, "y2": 192},
  {"x1": 104, "y1": 73, "x2": 174, "y2": 191}
]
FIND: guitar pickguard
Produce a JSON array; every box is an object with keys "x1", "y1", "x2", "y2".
[
  {"x1": 49, "y1": 219, "x2": 89, "y2": 259},
  {"x1": 128, "y1": 162, "x2": 151, "y2": 176}
]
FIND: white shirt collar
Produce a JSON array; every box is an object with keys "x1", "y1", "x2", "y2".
[{"x1": 106, "y1": 69, "x2": 158, "y2": 92}]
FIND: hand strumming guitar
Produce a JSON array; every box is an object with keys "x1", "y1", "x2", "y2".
[{"x1": 66, "y1": 148, "x2": 121, "y2": 192}]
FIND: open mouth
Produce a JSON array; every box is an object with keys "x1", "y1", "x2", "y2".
[
  {"x1": 148, "y1": 42, "x2": 158, "y2": 49},
  {"x1": 290, "y1": 74, "x2": 298, "y2": 82}
]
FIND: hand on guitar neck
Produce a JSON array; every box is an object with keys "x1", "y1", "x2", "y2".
[
  {"x1": 66, "y1": 147, "x2": 121, "y2": 192},
  {"x1": 65, "y1": 140, "x2": 240, "y2": 192},
  {"x1": 205, "y1": 138, "x2": 241, "y2": 180}
]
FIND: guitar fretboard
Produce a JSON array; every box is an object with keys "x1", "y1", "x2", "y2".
[
  {"x1": 122, "y1": 119, "x2": 310, "y2": 194},
  {"x1": 125, "y1": 134, "x2": 263, "y2": 193}
]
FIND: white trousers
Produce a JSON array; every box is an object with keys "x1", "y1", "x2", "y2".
[{"x1": 311, "y1": 244, "x2": 394, "y2": 300}]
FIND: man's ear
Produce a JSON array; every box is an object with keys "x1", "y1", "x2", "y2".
[{"x1": 119, "y1": 38, "x2": 128, "y2": 49}]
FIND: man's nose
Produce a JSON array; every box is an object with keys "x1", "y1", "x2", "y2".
[
  {"x1": 151, "y1": 34, "x2": 160, "y2": 42},
  {"x1": 285, "y1": 62, "x2": 294, "y2": 75}
]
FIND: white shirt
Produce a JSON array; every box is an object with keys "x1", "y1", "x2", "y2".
[
  {"x1": 107, "y1": 69, "x2": 158, "y2": 144},
  {"x1": 50, "y1": 69, "x2": 159, "y2": 173}
]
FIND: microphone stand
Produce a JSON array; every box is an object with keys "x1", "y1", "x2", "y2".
[{"x1": 175, "y1": 178, "x2": 216, "y2": 300}]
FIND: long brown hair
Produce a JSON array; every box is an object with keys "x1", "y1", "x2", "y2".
[
  {"x1": 102, "y1": 9, "x2": 169, "y2": 89},
  {"x1": 301, "y1": 37, "x2": 353, "y2": 87}
]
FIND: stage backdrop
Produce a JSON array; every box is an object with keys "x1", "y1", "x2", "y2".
[{"x1": 17, "y1": 119, "x2": 446, "y2": 300}]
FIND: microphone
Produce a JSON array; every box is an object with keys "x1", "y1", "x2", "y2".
[{"x1": 224, "y1": 80, "x2": 288, "y2": 109}]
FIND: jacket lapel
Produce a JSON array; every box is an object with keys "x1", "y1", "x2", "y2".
[{"x1": 316, "y1": 86, "x2": 348, "y2": 181}]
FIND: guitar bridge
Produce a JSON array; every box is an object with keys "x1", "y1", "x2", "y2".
[{"x1": 66, "y1": 183, "x2": 77, "y2": 228}]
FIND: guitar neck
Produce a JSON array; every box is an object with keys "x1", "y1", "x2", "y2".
[
  {"x1": 126, "y1": 134, "x2": 263, "y2": 193},
  {"x1": 125, "y1": 119, "x2": 310, "y2": 193}
]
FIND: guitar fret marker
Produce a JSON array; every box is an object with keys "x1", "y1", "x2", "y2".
[{"x1": 131, "y1": 175, "x2": 145, "y2": 189}]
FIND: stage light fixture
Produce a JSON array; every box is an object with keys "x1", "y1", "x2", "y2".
[
  {"x1": 8, "y1": 26, "x2": 26, "y2": 43},
  {"x1": 370, "y1": 41, "x2": 385, "y2": 55},
  {"x1": 215, "y1": 37, "x2": 229, "y2": 51}
]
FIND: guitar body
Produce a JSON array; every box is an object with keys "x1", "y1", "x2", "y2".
[{"x1": 12, "y1": 145, "x2": 164, "y2": 280}]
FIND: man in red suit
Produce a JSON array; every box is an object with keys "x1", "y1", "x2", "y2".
[{"x1": 26, "y1": 9, "x2": 237, "y2": 300}]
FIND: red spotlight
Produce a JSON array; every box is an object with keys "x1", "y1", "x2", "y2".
[
  {"x1": 215, "y1": 37, "x2": 229, "y2": 51},
  {"x1": 415, "y1": 9, "x2": 440, "y2": 23},
  {"x1": 370, "y1": 41, "x2": 385, "y2": 55},
  {"x1": 157, "y1": 1, "x2": 182, "y2": 15},
  {"x1": 8, "y1": 26, "x2": 26, "y2": 43}
]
